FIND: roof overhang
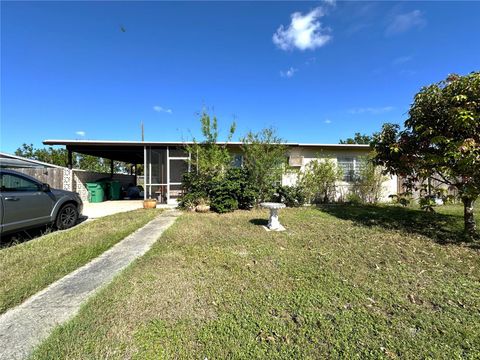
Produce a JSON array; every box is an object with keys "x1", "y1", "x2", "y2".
[{"x1": 42, "y1": 139, "x2": 371, "y2": 163}]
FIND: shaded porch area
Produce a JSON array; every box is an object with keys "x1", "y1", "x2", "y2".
[{"x1": 43, "y1": 140, "x2": 191, "y2": 204}]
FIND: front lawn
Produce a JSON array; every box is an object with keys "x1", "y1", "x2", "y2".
[
  {"x1": 0, "y1": 208, "x2": 161, "y2": 314},
  {"x1": 31, "y1": 204, "x2": 479, "y2": 359}
]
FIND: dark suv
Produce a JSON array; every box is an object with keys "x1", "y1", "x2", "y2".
[{"x1": 0, "y1": 169, "x2": 83, "y2": 235}]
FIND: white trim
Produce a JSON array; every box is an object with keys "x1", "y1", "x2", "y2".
[{"x1": 43, "y1": 139, "x2": 371, "y2": 149}]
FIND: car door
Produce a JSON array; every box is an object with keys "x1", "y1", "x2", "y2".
[{"x1": 0, "y1": 173, "x2": 55, "y2": 233}]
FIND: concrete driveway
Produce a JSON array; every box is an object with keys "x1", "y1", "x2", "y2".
[{"x1": 82, "y1": 200, "x2": 175, "y2": 219}]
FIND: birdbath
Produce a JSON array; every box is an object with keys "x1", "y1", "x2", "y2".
[{"x1": 260, "y1": 202, "x2": 286, "y2": 231}]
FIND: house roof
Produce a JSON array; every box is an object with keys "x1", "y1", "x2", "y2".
[
  {"x1": 0, "y1": 152, "x2": 65, "y2": 169},
  {"x1": 42, "y1": 139, "x2": 371, "y2": 164},
  {"x1": 43, "y1": 139, "x2": 370, "y2": 148}
]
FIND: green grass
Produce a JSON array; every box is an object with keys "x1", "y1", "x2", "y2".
[
  {"x1": 0, "y1": 208, "x2": 161, "y2": 314},
  {"x1": 31, "y1": 204, "x2": 480, "y2": 359}
]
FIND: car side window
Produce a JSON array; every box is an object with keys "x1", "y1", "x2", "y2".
[{"x1": 0, "y1": 174, "x2": 40, "y2": 192}]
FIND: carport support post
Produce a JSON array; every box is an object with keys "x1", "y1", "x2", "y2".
[
  {"x1": 66, "y1": 148, "x2": 74, "y2": 191},
  {"x1": 110, "y1": 159, "x2": 114, "y2": 178},
  {"x1": 166, "y1": 146, "x2": 170, "y2": 204},
  {"x1": 67, "y1": 149, "x2": 73, "y2": 169},
  {"x1": 143, "y1": 146, "x2": 147, "y2": 200}
]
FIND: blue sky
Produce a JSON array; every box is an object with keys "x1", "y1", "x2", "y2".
[{"x1": 1, "y1": 1, "x2": 479, "y2": 153}]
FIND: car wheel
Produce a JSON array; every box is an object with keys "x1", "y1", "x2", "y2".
[{"x1": 56, "y1": 204, "x2": 79, "y2": 230}]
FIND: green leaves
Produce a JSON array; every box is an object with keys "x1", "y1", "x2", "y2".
[
  {"x1": 241, "y1": 128, "x2": 287, "y2": 204},
  {"x1": 299, "y1": 158, "x2": 343, "y2": 204},
  {"x1": 187, "y1": 111, "x2": 236, "y2": 182},
  {"x1": 372, "y1": 72, "x2": 480, "y2": 236}
]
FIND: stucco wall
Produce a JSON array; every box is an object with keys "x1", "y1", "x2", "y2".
[{"x1": 282, "y1": 146, "x2": 398, "y2": 202}]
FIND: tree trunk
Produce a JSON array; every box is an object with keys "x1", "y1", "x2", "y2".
[{"x1": 462, "y1": 197, "x2": 477, "y2": 238}]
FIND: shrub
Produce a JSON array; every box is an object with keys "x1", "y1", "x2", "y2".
[
  {"x1": 299, "y1": 158, "x2": 343, "y2": 204},
  {"x1": 186, "y1": 111, "x2": 236, "y2": 182},
  {"x1": 351, "y1": 158, "x2": 387, "y2": 204},
  {"x1": 271, "y1": 185, "x2": 306, "y2": 207},
  {"x1": 178, "y1": 172, "x2": 210, "y2": 209},
  {"x1": 210, "y1": 178, "x2": 239, "y2": 214},
  {"x1": 226, "y1": 168, "x2": 258, "y2": 210},
  {"x1": 389, "y1": 192, "x2": 412, "y2": 207},
  {"x1": 419, "y1": 195, "x2": 436, "y2": 212},
  {"x1": 241, "y1": 128, "x2": 287, "y2": 204},
  {"x1": 346, "y1": 192, "x2": 363, "y2": 205},
  {"x1": 209, "y1": 168, "x2": 259, "y2": 213}
]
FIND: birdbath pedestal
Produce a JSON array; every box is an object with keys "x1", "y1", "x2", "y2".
[{"x1": 260, "y1": 202, "x2": 286, "y2": 231}]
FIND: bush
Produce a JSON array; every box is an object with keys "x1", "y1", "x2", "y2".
[
  {"x1": 210, "y1": 193, "x2": 238, "y2": 213},
  {"x1": 389, "y1": 192, "x2": 412, "y2": 207},
  {"x1": 183, "y1": 168, "x2": 258, "y2": 214},
  {"x1": 225, "y1": 168, "x2": 258, "y2": 210},
  {"x1": 271, "y1": 185, "x2": 306, "y2": 207},
  {"x1": 419, "y1": 195, "x2": 436, "y2": 212},
  {"x1": 241, "y1": 128, "x2": 287, "y2": 204},
  {"x1": 350, "y1": 157, "x2": 387, "y2": 204},
  {"x1": 346, "y1": 192, "x2": 363, "y2": 205},
  {"x1": 178, "y1": 172, "x2": 210, "y2": 209},
  {"x1": 210, "y1": 173, "x2": 240, "y2": 213},
  {"x1": 299, "y1": 158, "x2": 343, "y2": 204}
]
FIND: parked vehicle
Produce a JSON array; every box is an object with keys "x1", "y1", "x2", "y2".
[{"x1": 0, "y1": 169, "x2": 83, "y2": 235}]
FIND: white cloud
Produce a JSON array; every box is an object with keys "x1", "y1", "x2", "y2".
[
  {"x1": 75, "y1": 131, "x2": 86, "y2": 137},
  {"x1": 324, "y1": 119, "x2": 332, "y2": 124},
  {"x1": 349, "y1": 106, "x2": 394, "y2": 115},
  {"x1": 153, "y1": 105, "x2": 172, "y2": 114},
  {"x1": 386, "y1": 10, "x2": 426, "y2": 36},
  {"x1": 280, "y1": 67, "x2": 298, "y2": 78},
  {"x1": 392, "y1": 55, "x2": 413, "y2": 66},
  {"x1": 273, "y1": 7, "x2": 332, "y2": 51}
]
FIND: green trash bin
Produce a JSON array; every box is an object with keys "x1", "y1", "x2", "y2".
[
  {"x1": 109, "y1": 181, "x2": 122, "y2": 200},
  {"x1": 86, "y1": 182, "x2": 105, "y2": 203}
]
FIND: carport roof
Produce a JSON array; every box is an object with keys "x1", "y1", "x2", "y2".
[{"x1": 42, "y1": 139, "x2": 371, "y2": 164}]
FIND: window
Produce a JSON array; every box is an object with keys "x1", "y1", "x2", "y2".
[
  {"x1": 232, "y1": 154, "x2": 243, "y2": 168},
  {"x1": 0, "y1": 174, "x2": 40, "y2": 192},
  {"x1": 337, "y1": 157, "x2": 360, "y2": 182}
]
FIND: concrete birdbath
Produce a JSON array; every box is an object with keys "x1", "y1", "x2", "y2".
[{"x1": 260, "y1": 202, "x2": 286, "y2": 231}]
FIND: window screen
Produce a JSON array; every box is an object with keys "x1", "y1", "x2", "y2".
[
  {"x1": 232, "y1": 154, "x2": 243, "y2": 168},
  {"x1": 337, "y1": 157, "x2": 359, "y2": 182}
]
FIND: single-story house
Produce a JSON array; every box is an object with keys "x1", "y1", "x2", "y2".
[{"x1": 43, "y1": 140, "x2": 399, "y2": 204}]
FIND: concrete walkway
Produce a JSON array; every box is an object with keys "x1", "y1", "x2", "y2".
[{"x1": 0, "y1": 210, "x2": 181, "y2": 360}]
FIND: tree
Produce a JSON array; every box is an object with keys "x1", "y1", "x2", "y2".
[
  {"x1": 351, "y1": 155, "x2": 388, "y2": 204},
  {"x1": 15, "y1": 143, "x2": 129, "y2": 173},
  {"x1": 372, "y1": 72, "x2": 480, "y2": 238},
  {"x1": 186, "y1": 111, "x2": 236, "y2": 182},
  {"x1": 299, "y1": 158, "x2": 343, "y2": 203},
  {"x1": 241, "y1": 128, "x2": 287, "y2": 204},
  {"x1": 339, "y1": 133, "x2": 372, "y2": 144},
  {"x1": 15, "y1": 143, "x2": 70, "y2": 167}
]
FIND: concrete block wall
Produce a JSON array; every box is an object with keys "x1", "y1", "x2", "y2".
[{"x1": 73, "y1": 170, "x2": 136, "y2": 202}]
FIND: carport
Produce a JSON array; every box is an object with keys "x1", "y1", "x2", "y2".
[{"x1": 43, "y1": 140, "x2": 191, "y2": 204}]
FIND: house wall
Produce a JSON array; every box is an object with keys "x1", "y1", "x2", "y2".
[{"x1": 282, "y1": 146, "x2": 398, "y2": 202}]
